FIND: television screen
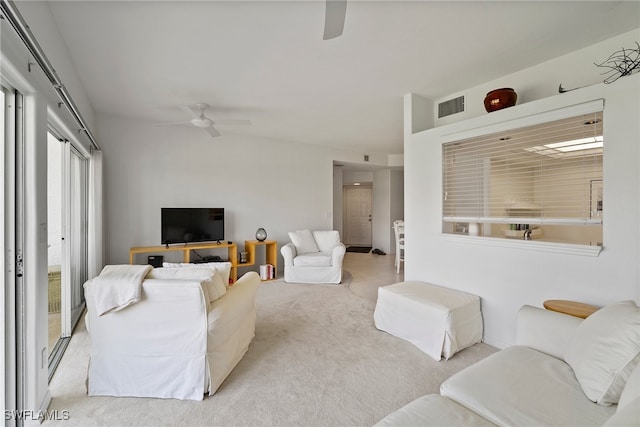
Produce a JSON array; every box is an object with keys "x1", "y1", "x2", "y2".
[{"x1": 161, "y1": 208, "x2": 224, "y2": 244}]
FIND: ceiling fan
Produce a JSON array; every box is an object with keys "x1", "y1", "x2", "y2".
[
  {"x1": 323, "y1": 0, "x2": 347, "y2": 40},
  {"x1": 157, "y1": 103, "x2": 251, "y2": 138}
]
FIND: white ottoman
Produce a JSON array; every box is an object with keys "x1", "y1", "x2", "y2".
[{"x1": 374, "y1": 281, "x2": 483, "y2": 361}]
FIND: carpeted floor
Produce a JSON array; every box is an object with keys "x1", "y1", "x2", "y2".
[{"x1": 44, "y1": 254, "x2": 496, "y2": 426}]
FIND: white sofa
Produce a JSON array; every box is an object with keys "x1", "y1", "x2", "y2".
[
  {"x1": 281, "y1": 229, "x2": 346, "y2": 284},
  {"x1": 376, "y1": 302, "x2": 640, "y2": 426},
  {"x1": 84, "y1": 265, "x2": 260, "y2": 400}
]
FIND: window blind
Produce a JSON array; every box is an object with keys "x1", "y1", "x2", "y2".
[{"x1": 442, "y1": 111, "x2": 603, "y2": 228}]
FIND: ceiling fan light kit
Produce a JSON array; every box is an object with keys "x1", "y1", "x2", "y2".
[
  {"x1": 191, "y1": 117, "x2": 213, "y2": 128},
  {"x1": 153, "y1": 103, "x2": 250, "y2": 139}
]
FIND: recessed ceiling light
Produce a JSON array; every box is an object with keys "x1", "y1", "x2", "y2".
[
  {"x1": 545, "y1": 136, "x2": 603, "y2": 152},
  {"x1": 525, "y1": 136, "x2": 603, "y2": 157}
]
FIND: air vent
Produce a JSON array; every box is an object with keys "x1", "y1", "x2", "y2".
[{"x1": 438, "y1": 95, "x2": 465, "y2": 118}]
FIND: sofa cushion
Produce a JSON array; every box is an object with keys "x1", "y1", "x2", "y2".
[
  {"x1": 200, "y1": 270, "x2": 226, "y2": 301},
  {"x1": 374, "y1": 394, "x2": 496, "y2": 426},
  {"x1": 293, "y1": 252, "x2": 332, "y2": 267},
  {"x1": 148, "y1": 267, "x2": 227, "y2": 303},
  {"x1": 312, "y1": 230, "x2": 340, "y2": 252},
  {"x1": 618, "y1": 358, "x2": 640, "y2": 410},
  {"x1": 603, "y1": 397, "x2": 640, "y2": 427},
  {"x1": 288, "y1": 229, "x2": 320, "y2": 255},
  {"x1": 565, "y1": 301, "x2": 640, "y2": 406},
  {"x1": 163, "y1": 261, "x2": 232, "y2": 287},
  {"x1": 441, "y1": 346, "x2": 616, "y2": 426},
  {"x1": 206, "y1": 272, "x2": 260, "y2": 351}
]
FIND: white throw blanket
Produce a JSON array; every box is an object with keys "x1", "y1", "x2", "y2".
[{"x1": 92, "y1": 264, "x2": 153, "y2": 316}]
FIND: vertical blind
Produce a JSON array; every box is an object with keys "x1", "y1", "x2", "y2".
[{"x1": 442, "y1": 111, "x2": 603, "y2": 227}]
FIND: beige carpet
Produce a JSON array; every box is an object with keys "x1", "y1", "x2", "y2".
[{"x1": 44, "y1": 261, "x2": 496, "y2": 426}]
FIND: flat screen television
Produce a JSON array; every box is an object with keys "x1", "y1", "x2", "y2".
[{"x1": 161, "y1": 208, "x2": 224, "y2": 245}]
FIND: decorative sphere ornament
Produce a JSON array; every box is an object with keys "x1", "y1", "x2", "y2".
[{"x1": 256, "y1": 228, "x2": 267, "y2": 241}]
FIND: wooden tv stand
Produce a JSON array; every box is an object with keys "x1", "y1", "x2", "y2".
[{"x1": 129, "y1": 241, "x2": 239, "y2": 282}]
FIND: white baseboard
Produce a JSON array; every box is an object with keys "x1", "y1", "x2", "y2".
[{"x1": 482, "y1": 335, "x2": 509, "y2": 350}]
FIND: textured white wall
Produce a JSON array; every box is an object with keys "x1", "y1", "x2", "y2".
[
  {"x1": 405, "y1": 74, "x2": 640, "y2": 349},
  {"x1": 434, "y1": 28, "x2": 640, "y2": 127},
  {"x1": 343, "y1": 170, "x2": 374, "y2": 185},
  {"x1": 332, "y1": 165, "x2": 344, "y2": 237},
  {"x1": 370, "y1": 169, "x2": 404, "y2": 254},
  {"x1": 372, "y1": 169, "x2": 391, "y2": 253},
  {"x1": 97, "y1": 114, "x2": 392, "y2": 266},
  {"x1": 389, "y1": 170, "x2": 404, "y2": 253},
  {"x1": 17, "y1": 2, "x2": 96, "y2": 156}
]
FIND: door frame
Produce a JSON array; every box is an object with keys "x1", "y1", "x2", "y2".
[
  {"x1": 3, "y1": 85, "x2": 18, "y2": 427},
  {"x1": 47, "y1": 130, "x2": 88, "y2": 379},
  {"x1": 342, "y1": 185, "x2": 373, "y2": 246}
]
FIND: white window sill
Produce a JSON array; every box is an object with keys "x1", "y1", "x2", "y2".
[{"x1": 441, "y1": 234, "x2": 603, "y2": 257}]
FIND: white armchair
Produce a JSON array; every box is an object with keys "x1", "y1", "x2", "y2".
[{"x1": 281, "y1": 230, "x2": 346, "y2": 284}]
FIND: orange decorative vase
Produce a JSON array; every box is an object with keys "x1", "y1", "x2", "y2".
[{"x1": 484, "y1": 88, "x2": 517, "y2": 112}]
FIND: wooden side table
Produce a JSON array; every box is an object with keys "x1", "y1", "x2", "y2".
[
  {"x1": 243, "y1": 240, "x2": 278, "y2": 281},
  {"x1": 543, "y1": 299, "x2": 599, "y2": 319}
]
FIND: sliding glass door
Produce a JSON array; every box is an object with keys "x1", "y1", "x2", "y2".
[
  {"x1": 47, "y1": 131, "x2": 88, "y2": 375},
  {"x1": 47, "y1": 133, "x2": 62, "y2": 356},
  {"x1": 66, "y1": 144, "x2": 88, "y2": 331}
]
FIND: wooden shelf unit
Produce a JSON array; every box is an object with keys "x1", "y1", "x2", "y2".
[
  {"x1": 243, "y1": 240, "x2": 278, "y2": 281},
  {"x1": 129, "y1": 241, "x2": 239, "y2": 282}
]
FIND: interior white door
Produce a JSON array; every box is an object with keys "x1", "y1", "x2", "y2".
[{"x1": 344, "y1": 187, "x2": 372, "y2": 246}]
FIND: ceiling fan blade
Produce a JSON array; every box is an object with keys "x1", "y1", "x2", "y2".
[
  {"x1": 214, "y1": 119, "x2": 252, "y2": 126},
  {"x1": 179, "y1": 104, "x2": 201, "y2": 119},
  {"x1": 323, "y1": 0, "x2": 347, "y2": 40},
  {"x1": 153, "y1": 121, "x2": 192, "y2": 127},
  {"x1": 204, "y1": 126, "x2": 221, "y2": 138}
]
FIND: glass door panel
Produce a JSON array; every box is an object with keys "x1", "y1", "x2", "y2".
[
  {"x1": 47, "y1": 134, "x2": 88, "y2": 376},
  {"x1": 47, "y1": 133, "x2": 63, "y2": 354},
  {"x1": 66, "y1": 147, "x2": 87, "y2": 331}
]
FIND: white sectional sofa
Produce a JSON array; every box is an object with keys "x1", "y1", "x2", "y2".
[
  {"x1": 84, "y1": 265, "x2": 260, "y2": 400},
  {"x1": 376, "y1": 302, "x2": 640, "y2": 426}
]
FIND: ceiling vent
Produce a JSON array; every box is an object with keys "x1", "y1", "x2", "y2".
[{"x1": 438, "y1": 95, "x2": 465, "y2": 118}]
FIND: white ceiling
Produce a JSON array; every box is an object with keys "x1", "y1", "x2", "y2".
[{"x1": 44, "y1": 1, "x2": 640, "y2": 155}]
